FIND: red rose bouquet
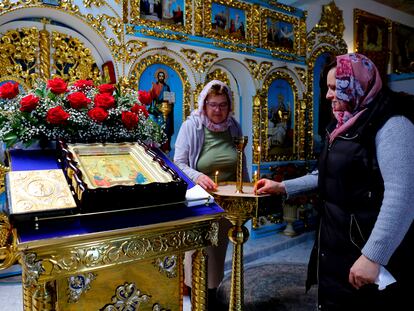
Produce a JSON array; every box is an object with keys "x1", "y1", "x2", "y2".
[{"x1": 0, "y1": 78, "x2": 165, "y2": 147}]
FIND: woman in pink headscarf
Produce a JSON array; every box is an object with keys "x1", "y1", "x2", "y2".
[{"x1": 255, "y1": 53, "x2": 414, "y2": 310}]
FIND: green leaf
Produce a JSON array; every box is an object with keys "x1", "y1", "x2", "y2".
[{"x1": 2, "y1": 133, "x2": 18, "y2": 148}]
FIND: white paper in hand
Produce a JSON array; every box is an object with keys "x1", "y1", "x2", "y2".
[
  {"x1": 185, "y1": 185, "x2": 214, "y2": 207},
  {"x1": 375, "y1": 266, "x2": 396, "y2": 290}
]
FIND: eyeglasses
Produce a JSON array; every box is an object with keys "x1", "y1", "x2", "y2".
[{"x1": 206, "y1": 102, "x2": 229, "y2": 110}]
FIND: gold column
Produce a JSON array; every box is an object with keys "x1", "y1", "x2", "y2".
[
  {"x1": 191, "y1": 249, "x2": 208, "y2": 311},
  {"x1": 228, "y1": 222, "x2": 249, "y2": 310},
  {"x1": 39, "y1": 19, "x2": 51, "y2": 80}
]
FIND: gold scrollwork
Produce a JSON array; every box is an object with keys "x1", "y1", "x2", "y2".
[
  {"x1": 137, "y1": 28, "x2": 188, "y2": 42},
  {"x1": 194, "y1": 0, "x2": 204, "y2": 35},
  {"x1": 206, "y1": 69, "x2": 229, "y2": 86},
  {"x1": 0, "y1": 28, "x2": 40, "y2": 88},
  {"x1": 259, "y1": 71, "x2": 301, "y2": 162},
  {"x1": 180, "y1": 49, "x2": 218, "y2": 73},
  {"x1": 22, "y1": 253, "x2": 45, "y2": 287},
  {"x1": 244, "y1": 58, "x2": 273, "y2": 81},
  {"x1": 131, "y1": 53, "x2": 192, "y2": 119},
  {"x1": 101, "y1": 282, "x2": 151, "y2": 311},
  {"x1": 0, "y1": 212, "x2": 18, "y2": 271},
  {"x1": 206, "y1": 221, "x2": 219, "y2": 247},
  {"x1": 83, "y1": 0, "x2": 105, "y2": 8},
  {"x1": 67, "y1": 272, "x2": 97, "y2": 303},
  {"x1": 213, "y1": 41, "x2": 254, "y2": 54},
  {"x1": 294, "y1": 66, "x2": 307, "y2": 87},
  {"x1": 152, "y1": 303, "x2": 171, "y2": 311},
  {"x1": 193, "y1": 83, "x2": 204, "y2": 111},
  {"x1": 41, "y1": 225, "x2": 214, "y2": 277},
  {"x1": 52, "y1": 31, "x2": 101, "y2": 83},
  {"x1": 108, "y1": 38, "x2": 147, "y2": 63},
  {"x1": 152, "y1": 256, "x2": 177, "y2": 278}
]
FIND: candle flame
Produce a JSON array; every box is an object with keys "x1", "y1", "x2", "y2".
[
  {"x1": 258, "y1": 146, "x2": 261, "y2": 152},
  {"x1": 215, "y1": 170, "x2": 219, "y2": 176}
]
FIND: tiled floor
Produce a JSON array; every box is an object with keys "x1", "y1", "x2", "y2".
[{"x1": 0, "y1": 230, "x2": 314, "y2": 310}]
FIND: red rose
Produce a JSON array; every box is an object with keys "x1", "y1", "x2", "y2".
[
  {"x1": 0, "y1": 82, "x2": 19, "y2": 99},
  {"x1": 20, "y1": 94, "x2": 39, "y2": 112},
  {"x1": 94, "y1": 93, "x2": 115, "y2": 110},
  {"x1": 122, "y1": 111, "x2": 139, "y2": 130},
  {"x1": 98, "y1": 84, "x2": 115, "y2": 94},
  {"x1": 47, "y1": 78, "x2": 68, "y2": 94},
  {"x1": 46, "y1": 106, "x2": 70, "y2": 125},
  {"x1": 138, "y1": 90, "x2": 153, "y2": 105},
  {"x1": 88, "y1": 107, "x2": 109, "y2": 122},
  {"x1": 73, "y1": 80, "x2": 94, "y2": 89},
  {"x1": 67, "y1": 92, "x2": 91, "y2": 109},
  {"x1": 131, "y1": 104, "x2": 149, "y2": 118}
]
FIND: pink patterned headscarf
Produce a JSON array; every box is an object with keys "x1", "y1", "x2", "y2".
[
  {"x1": 192, "y1": 80, "x2": 233, "y2": 132},
  {"x1": 329, "y1": 53, "x2": 383, "y2": 143}
]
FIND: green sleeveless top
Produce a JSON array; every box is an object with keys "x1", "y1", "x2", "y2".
[{"x1": 196, "y1": 127, "x2": 237, "y2": 182}]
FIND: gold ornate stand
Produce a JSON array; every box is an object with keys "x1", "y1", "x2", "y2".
[
  {"x1": 212, "y1": 182, "x2": 271, "y2": 311},
  {"x1": 0, "y1": 214, "x2": 219, "y2": 311}
]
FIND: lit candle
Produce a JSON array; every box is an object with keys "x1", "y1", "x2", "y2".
[
  {"x1": 257, "y1": 146, "x2": 261, "y2": 181},
  {"x1": 254, "y1": 170, "x2": 258, "y2": 183},
  {"x1": 215, "y1": 170, "x2": 219, "y2": 185}
]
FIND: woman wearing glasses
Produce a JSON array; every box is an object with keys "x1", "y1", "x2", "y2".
[{"x1": 174, "y1": 80, "x2": 249, "y2": 309}]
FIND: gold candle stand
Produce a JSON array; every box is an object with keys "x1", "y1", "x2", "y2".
[
  {"x1": 212, "y1": 182, "x2": 276, "y2": 311},
  {"x1": 233, "y1": 136, "x2": 248, "y2": 193}
]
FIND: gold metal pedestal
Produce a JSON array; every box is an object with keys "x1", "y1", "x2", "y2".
[
  {"x1": 0, "y1": 213, "x2": 220, "y2": 311},
  {"x1": 212, "y1": 182, "x2": 273, "y2": 311}
]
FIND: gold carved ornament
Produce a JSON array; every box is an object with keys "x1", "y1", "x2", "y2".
[
  {"x1": 244, "y1": 58, "x2": 273, "y2": 81},
  {"x1": 52, "y1": 31, "x2": 101, "y2": 83},
  {"x1": 31, "y1": 223, "x2": 217, "y2": 280},
  {"x1": 180, "y1": 49, "x2": 218, "y2": 73},
  {"x1": 131, "y1": 53, "x2": 192, "y2": 119},
  {"x1": 0, "y1": 28, "x2": 39, "y2": 88}
]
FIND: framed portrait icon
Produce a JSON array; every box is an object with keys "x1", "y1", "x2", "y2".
[
  {"x1": 131, "y1": 0, "x2": 191, "y2": 33},
  {"x1": 261, "y1": 9, "x2": 299, "y2": 54},
  {"x1": 204, "y1": 0, "x2": 250, "y2": 44}
]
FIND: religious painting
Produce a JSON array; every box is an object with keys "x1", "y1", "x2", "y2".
[
  {"x1": 131, "y1": 0, "x2": 191, "y2": 33},
  {"x1": 392, "y1": 22, "x2": 414, "y2": 73},
  {"x1": 266, "y1": 19, "x2": 294, "y2": 50},
  {"x1": 138, "y1": 64, "x2": 183, "y2": 157},
  {"x1": 140, "y1": 0, "x2": 185, "y2": 25},
  {"x1": 65, "y1": 143, "x2": 174, "y2": 190},
  {"x1": 204, "y1": 0, "x2": 250, "y2": 44},
  {"x1": 354, "y1": 9, "x2": 390, "y2": 80},
  {"x1": 261, "y1": 9, "x2": 299, "y2": 54},
  {"x1": 267, "y1": 79, "x2": 294, "y2": 157},
  {"x1": 211, "y1": 2, "x2": 246, "y2": 40},
  {"x1": 102, "y1": 61, "x2": 116, "y2": 84}
]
